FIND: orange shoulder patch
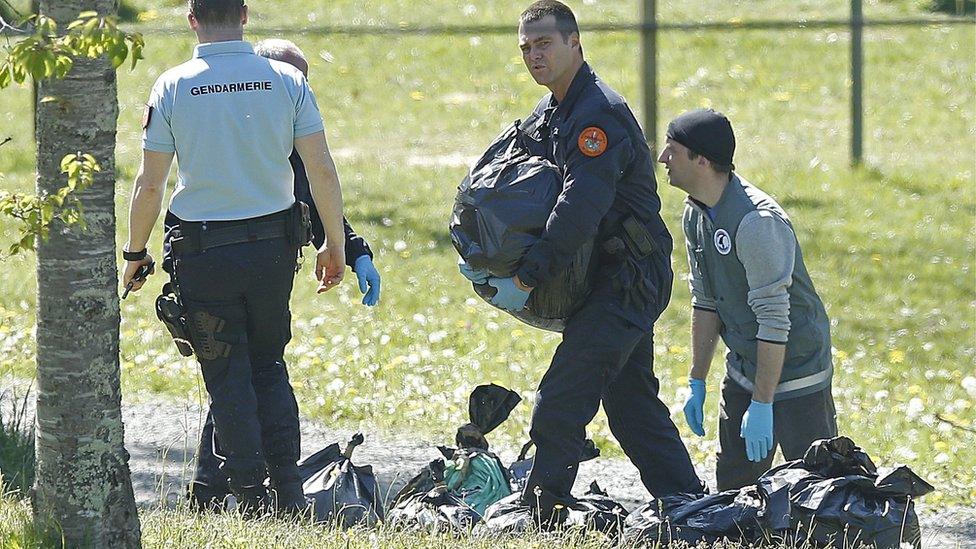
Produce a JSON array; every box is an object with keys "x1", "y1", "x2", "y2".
[{"x1": 577, "y1": 126, "x2": 608, "y2": 157}]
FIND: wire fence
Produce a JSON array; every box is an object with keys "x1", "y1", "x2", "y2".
[
  {"x1": 5, "y1": 0, "x2": 974, "y2": 163},
  {"x1": 142, "y1": 1, "x2": 973, "y2": 165}
]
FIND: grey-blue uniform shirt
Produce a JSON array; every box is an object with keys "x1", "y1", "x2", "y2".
[{"x1": 143, "y1": 40, "x2": 324, "y2": 221}]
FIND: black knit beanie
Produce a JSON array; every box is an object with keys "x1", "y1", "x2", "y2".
[{"x1": 666, "y1": 108, "x2": 735, "y2": 168}]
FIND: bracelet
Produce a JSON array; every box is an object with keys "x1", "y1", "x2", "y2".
[{"x1": 122, "y1": 248, "x2": 147, "y2": 261}]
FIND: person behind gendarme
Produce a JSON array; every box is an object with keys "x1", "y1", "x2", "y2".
[
  {"x1": 121, "y1": 0, "x2": 346, "y2": 515},
  {"x1": 657, "y1": 109, "x2": 837, "y2": 490}
]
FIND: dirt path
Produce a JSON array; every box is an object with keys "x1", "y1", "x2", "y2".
[
  {"x1": 123, "y1": 396, "x2": 976, "y2": 548},
  {"x1": 3, "y1": 378, "x2": 973, "y2": 548}
]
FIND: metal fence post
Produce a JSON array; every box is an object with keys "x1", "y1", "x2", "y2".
[
  {"x1": 640, "y1": 0, "x2": 658, "y2": 154},
  {"x1": 851, "y1": 0, "x2": 864, "y2": 166}
]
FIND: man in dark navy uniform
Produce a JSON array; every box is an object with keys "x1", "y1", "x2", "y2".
[
  {"x1": 461, "y1": 0, "x2": 703, "y2": 515},
  {"x1": 122, "y1": 0, "x2": 347, "y2": 515},
  {"x1": 186, "y1": 38, "x2": 381, "y2": 510}
]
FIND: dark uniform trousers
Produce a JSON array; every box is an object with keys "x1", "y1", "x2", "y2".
[
  {"x1": 524, "y1": 258, "x2": 704, "y2": 505},
  {"x1": 185, "y1": 155, "x2": 375, "y2": 495},
  {"x1": 716, "y1": 376, "x2": 838, "y2": 491},
  {"x1": 170, "y1": 222, "x2": 300, "y2": 489}
]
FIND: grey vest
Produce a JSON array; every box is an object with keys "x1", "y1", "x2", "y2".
[{"x1": 684, "y1": 175, "x2": 832, "y2": 400}]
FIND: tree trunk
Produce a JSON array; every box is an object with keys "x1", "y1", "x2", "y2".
[{"x1": 32, "y1": 0, "x2": 141, "y2": 546}]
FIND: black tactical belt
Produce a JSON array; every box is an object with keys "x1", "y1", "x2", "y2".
[{"x1": 171, "y1": 219, "x2": 289, "y2": 255}]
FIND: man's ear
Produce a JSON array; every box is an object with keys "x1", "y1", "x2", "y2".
[
  {"x1": 241, "y1": 4, "x2": 249, "y2": 25},
  {"x1": 569, "y1": 32, "x2": 580, "y2": 49},
  {"x1": 187, "y1": 12, "x2": 198, "y2": 31}
]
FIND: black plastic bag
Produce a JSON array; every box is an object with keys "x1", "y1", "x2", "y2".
[
  {"x1": 623, "y1": 489, "x2": 766, "y2": 545},
  {"x1": 758, "y1": 436, "x2": 933, "y2": 549},
  {"x1": 450, "y1": 120, "x2": 596, "y2": 332},
  {"x1": 508, "y1": 438, "x2": 601, "y2": 493},
  {"x1": 477, "y1": 482, "x2": 628, "y2": 536},
  {"x1": 387, "y1": 485, "x2": 482, "y2": 532},
  {"x1": 389, "y1": 385, "x2": 522, "y2": 528},
  {"x1": 300, "y1": 433, "x2": 384, "y2": 528},
  {"x1": 623, "y1": 436, "x2": 934, "y2": 548}
]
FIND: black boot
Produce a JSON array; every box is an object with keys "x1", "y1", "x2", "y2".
[
  {"x1": 186, "y1": 480, "x2": 231, "y2": 513},
  {"x1": 234, "y1": 483, "x2": 273, "y2": 519},
  {"x1": 228, "y1": 467, "x2": 272, "y2": 519},
  {"x1": 268, "y1": 463, "x2": 309, "y2": 516}
]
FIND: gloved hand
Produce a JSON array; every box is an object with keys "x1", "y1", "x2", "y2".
[
  {"x1": 683, "y1": 378, "x2": 707, "y2": 436},
  {"x1": 458, "y1": 258, "x2": 489, "y2": 285},
  {"x1": 740, "y1": 400, "x2": 774, "y2": 462},
  {"x1": 487, "y1": 277, "x2": 531, "y2": 312},
  {"x1": 353, "y1": 255, "x2": 381, "y2": 307}
]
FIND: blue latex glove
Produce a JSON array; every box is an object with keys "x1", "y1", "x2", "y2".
[
  {"x1": 683, "y1": 378, "x2": 707, "y2": 437},
  {"x1": 458, "y1": 259, "x2": 489, "y2": 285},
  {"x1": 740, "y1": 400, "x2": 774, "y2": 462},
  {"x1": 354, "y1": 255, "x2": 381, "y2": 307},
  {"x1": 487, "y1": 277, "x2": 531, "y2": 313}
]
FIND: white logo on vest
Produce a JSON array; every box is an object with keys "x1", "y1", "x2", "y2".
[{"x1": 714, "y1": 229, "x2": 732, "y2": 255}]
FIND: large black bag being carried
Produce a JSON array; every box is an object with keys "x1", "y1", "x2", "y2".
[{"x1": 450, "y1": 120, "x2": 596, "y2": 332}]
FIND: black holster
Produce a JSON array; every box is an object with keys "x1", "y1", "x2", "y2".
[
  {"x1": 286, "y1": 200, "x2": 313, "y2": 248},
  {"x1": 155, "y1": 282, "x2": 194, "y2": 357}
]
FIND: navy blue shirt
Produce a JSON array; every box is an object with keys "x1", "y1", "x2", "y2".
[{"x1": 515, "y1": 63, "x2": 673, "y2": 330}]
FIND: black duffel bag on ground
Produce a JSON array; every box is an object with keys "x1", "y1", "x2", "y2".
[
  {"x1": 299, "y1": 433, "x2": 384, "y2": 528},
  {"x1": 757, "y1": 436, "x2": 933, "y2": 549},
  {"x1": 623, "y1": 436, "x2": 934, "y2": 548},
  {"x1": 450, "y1": 120, "x2": 596, "y2": 332}
]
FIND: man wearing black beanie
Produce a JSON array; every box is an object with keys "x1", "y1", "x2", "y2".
[{"x1": 658, "y1": 109, "x2": 838, "y2": 490}]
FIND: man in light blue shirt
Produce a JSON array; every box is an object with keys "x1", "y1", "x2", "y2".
[{"x1": 121, "y1": 0, "x2": 347, "y2": 515}]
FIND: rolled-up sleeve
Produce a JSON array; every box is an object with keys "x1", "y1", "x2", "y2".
[{"x1": 735, "y1": 210, "x2": 795, "y2": 343}]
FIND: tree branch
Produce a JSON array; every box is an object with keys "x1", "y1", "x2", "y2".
[{"x1": 0, "y1": 13, "x2": 31, "y2": 35}]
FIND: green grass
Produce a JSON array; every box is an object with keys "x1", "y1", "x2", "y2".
[
  {"x1": 0, "y1": 388, "x2": 34, "y2": 497},
  {"x1": 1, "y1": 0, "x2": 974, "y2": 510},
  {"x1": 0, "y1": 492, "x2": 923, "y2": 549}
]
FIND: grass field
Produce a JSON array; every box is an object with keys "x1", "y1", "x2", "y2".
[{"x1": 1, "y1": 0, "x2": 974, "y2": 514}]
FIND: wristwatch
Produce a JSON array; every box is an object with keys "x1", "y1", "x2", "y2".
[{"x1": 123, "y1": 247, "x2": 148, "y2": 261}]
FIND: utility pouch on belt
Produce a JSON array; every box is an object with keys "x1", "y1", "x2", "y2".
[
  {"x1": 287, "y1": 200, "x2": 313, "y2": 248},
  {"x1": 155, "y1": 283, "x2": 194, "y2": 357},
  {"x1": 602, "y1": 215, "x2": 658, "y2": 261},
  {"x1": 620, "y1": 216, "x2": 657, "y2": 259}
]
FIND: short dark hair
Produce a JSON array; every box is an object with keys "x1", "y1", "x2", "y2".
[
  {"x1": 687, "y1": 149, "x2": 733, "y2": 175},
  {"x1": 520, "y1": 0, "x2": 579, "y2": 42},
  {"x1": 188, "y1": 0, "x2": 245, "y2": 27}
]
